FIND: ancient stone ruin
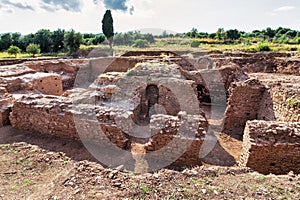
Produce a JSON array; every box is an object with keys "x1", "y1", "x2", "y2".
[{"x1": 1, "y1": 50, "x2": 299, "y2": 174}]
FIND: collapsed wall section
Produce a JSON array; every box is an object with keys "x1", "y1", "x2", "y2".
[{"x1": 240, "y1": 120, "x2": 300, "y2": 175}]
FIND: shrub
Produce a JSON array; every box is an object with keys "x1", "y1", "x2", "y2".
[
  {"x1": 7, "y1": 45, "x2": 21, "y2": 58},
  {"x1": 26, "y1": 43, "x2": 41, "y2": 57},
  {"x1": 257, "y1": 42, "x2": 271, "y2": 51},
  {"x1": 132, "y1": 39, "x2": 149, "y2": 48},
  {"x1": 191, "y1": 40, "x2": 200, "y2": 48},
  {"x1": 290, "y1": 47, "x2": 298, "y2": 51}
]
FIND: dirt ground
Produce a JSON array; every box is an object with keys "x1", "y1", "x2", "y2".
[{"x1": 0, "y1": 126, "x2": 299, "y2": 200}]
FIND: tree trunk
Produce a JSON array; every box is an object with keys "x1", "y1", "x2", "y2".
[{"x1": 108, "y1": 37, "x2": 113, "y2": 49}]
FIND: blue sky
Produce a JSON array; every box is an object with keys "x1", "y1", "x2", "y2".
[{"x1": 0, "y1": 0, "x2": 299, "y2": 34}]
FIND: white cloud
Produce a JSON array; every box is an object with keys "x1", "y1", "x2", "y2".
[{"x1": 274, "y1": 6, "x2": 296, "y2": 12}]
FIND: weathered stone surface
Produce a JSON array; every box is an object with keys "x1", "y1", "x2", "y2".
[
  {"x1": 251, "y1": 73, "x2": 300, "y2": 123},
  {"x1": 24, "y1": 59, "x2": 87, "y2": 89},
  {"x1": 240, "y1": 120, "x2": 300, "y2": 175},
  {"x1": 223, "y1": 79, "x2": 265, "y2": 138},
  {"x1": 9, "y1": 94, "x2": 129, "y2": 148},
  {"x1": 212, "y1": 52, "x2": 300, "y2": 74},
  {"x1": 0, "y1": 93, "x2": 14, "y2": 127}
]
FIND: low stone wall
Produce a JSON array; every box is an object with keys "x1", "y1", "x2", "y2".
[{"x1": 240, "y1": 120, "x2": 300, "y2": 175}]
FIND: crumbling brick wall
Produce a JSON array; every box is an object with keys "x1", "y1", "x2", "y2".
[
  {"x1": 240, "y1": 120, "x2": 300, "y2": 175},
  {"x1": 9, "y1": 94, "x2": 129, "y2": 149},
  {"x1": 24, "y1": 60, "x2": 86, "y2": 89},
  {"x1": 0, "y1": 93, "x2": 14, "y2": 127},
  {"x1": 223, "y1": 79, "x2": 265, "y2": 138}
]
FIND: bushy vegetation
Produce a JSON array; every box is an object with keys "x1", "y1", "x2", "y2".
[
  {"x1": 132, "y1": 39, "x2": 149, "y2": 48},
  {"x1": 7, "y1": 46, "x2": 21, "y2": 58},
  {"x1": 190, "y1": 40, "x2": 200, "y2": 48},
  {"x1": 26, "y1": 43, "x2": 41, "y2": 57},
  {"x1": 113, "y1": 31, "x2": 155, "y2": 47},
  {"x1": 257, "y1": 42, "x2": 271, "y2": 51}
]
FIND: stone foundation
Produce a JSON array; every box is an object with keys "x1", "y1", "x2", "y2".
[{"x1": 240, "y1": 120, "x2": 300, "y2": 175}]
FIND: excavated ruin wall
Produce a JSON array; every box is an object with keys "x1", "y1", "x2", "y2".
[
  {"x1": 258, "y1": 86, "x2": 300, "y2": 122},
  {"x1": 223, "y1": 80, "x2": 265, "y2": 138},
  {"x1": 9, "y1": 93, "x2": 209, "y2": 168},
  {"x1": 240, "y1": 120, "x2": 300, "y2": 175},
  {"x1": 9, "y1": 95, "x2": 129, "y2": 148},
  {"x1": 143, "y1": 114, "x2": 208, "y2": 167},
  {"x1": 212, "y1": 52, "x2": 300, "y2": 75},
  {"x1": 0, "y1": 94, "x2": 14, "y2": 127},
  {"x1": 1, "y1": 73, "x2": 63, "y2": 95},
  {"x1": 24, "y1": 60, "x2": 85, "y2": 89}
]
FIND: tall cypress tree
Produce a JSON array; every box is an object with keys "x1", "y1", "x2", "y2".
[{"x1": 102, "y1": 10, "x2": 114, "y2": 49}]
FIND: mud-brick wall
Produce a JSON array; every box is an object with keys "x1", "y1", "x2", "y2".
[
  {"x1": 223, "y1": 80, "x2": 265, "y2": 138},
  {"x1": 240, "y1": 120, "x2": 300, "y2": 175}
]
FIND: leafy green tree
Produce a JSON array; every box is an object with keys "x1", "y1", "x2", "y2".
[
  {"x1": 186, "y1": 28, "x2": 198, "y2": 38},
  {"x1": 263, "y1": 27, "x2": 276, "y2": 40},
  {"x1": 92, "y1": 34, "x2": 105, "y2": 45},
  {"x1": 64, "y1": 29, "x2": 83, "y2": 54},
  {"x1": 51, "y1": 29, "x2": 65, "y2": 52},
  {"x1": 0, "y1": 33, "x2": 12, "y2": 51},
  {"x1": 102, "y1": 10, "x2": 114, "y2": 49},
  {"x1": 11, "y1": 32, "x2": 21, "y2": 47},
  {"x1": 143, "y1": 33, "x2": 155, "y2": 43},
  {"x1": 34, "y1": 29, "x2": 52, "y2": 53},
  {"x1": 285, "y1": 30, "x2": 297, "y2": 38},
  {"x1": 225, "y1": 29, "x2": 241, "y2": 41},
  {"x1": 7, "y1": 45, "x2": 21, "y2": 58},
  {"x1": 19, "y1": 33, "x2": 35, "y2": 51},
  {"x1": 216, "y1": 28, "x2": 225, "y2": 40},
  {"x1": 208, "y1": 33, "x2": 216, "y2": 39},
  {"x1": 26, "y1": 43, "x2": 41, "y2": 57}
]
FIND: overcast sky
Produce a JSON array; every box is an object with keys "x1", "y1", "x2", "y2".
[{"x1": 0, "y1": 0, "x2": 299, "y2": 34}]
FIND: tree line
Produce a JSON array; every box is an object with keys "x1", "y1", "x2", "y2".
[
  {"x1": 1, "y1": 26, "x2": 299, "y2": 57},
  {"x1": 0, "y1": 29, "x2": 105, "y2": 55},
  {"x1": 186, "y1": 27, "x2": 300, "y2": 44}
]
